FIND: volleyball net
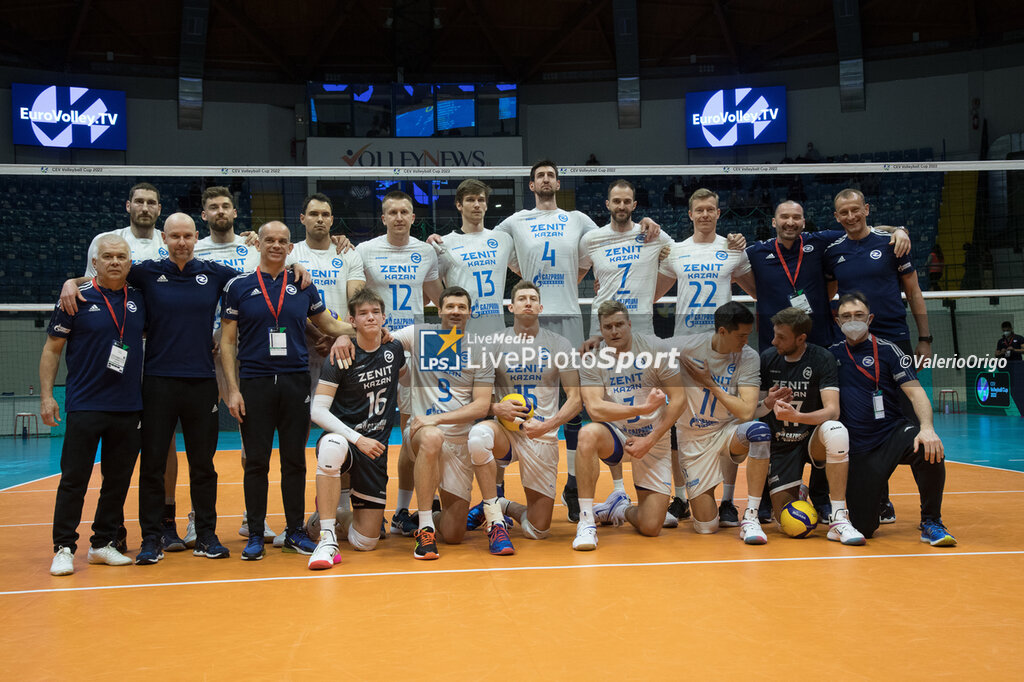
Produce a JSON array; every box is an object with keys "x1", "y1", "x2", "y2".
[{"x1": 1, "y1": 158, "x2": 1023, "y2": 430}]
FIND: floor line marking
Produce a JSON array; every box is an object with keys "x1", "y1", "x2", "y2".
[{"x1": 4, "y1": 550, "x2": 1022, "y2": 597}]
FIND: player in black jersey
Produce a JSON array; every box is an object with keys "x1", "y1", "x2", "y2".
[
  {"x1": 306, "y1": 288, "x2": 405, "y2": 569},
  {"x1": 758, "y1": 307, "x2": 865, "y2": 545}
]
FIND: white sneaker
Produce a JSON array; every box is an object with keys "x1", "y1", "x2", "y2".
[
  {"x1": 608, "y1": 492, "x2": 632, "y2": 527},
  {"x1": 594, "y1": 491, "x2": 630, "y2": 526},
  {"x1": 663, "y1": 510, "x2": 679, "y2": 529},
  {"x1": 739, "y1": 508, "x2": 768, "y2": 545},
  {"x1": 50, "y1": 547, "x2": 74, "y2": 576},
  {"x1": 272, "y1": 530, "x2": 286, "y2": 548},
  {"x1": 827, "y1": 509, "x2": 867, "y2": 546},
  {"x1": 238, "y1": 512, "x2": 278, "y2": 541},
  {"x1": 87, "y1": 542, "x2": 133, "y2": 566},
  {"x1": 183, "y1": 511, "x2": 196, "y2": 549},
  {"x1": 572, "y1": 521, "x2": 598, "y2": 551},
  {"x1": 308, "y1": 531, "x2": 341, "y2": 570}
]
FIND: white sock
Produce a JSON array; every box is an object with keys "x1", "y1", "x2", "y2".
[
  {"x1": 612, "y1": 479, "x2": 626, "y2": 493},
  {"x1": 396, "y1": 489, "x2": 413, "y2": 511},
  {"x1": 337, "y1": 489, "x2": 351, "y2": 512},
  {"x1": 319, "y1": 528, "x2": 336, "y2": 545},
  {"x1": 830, "y1": 499, "x2": 847, "y2": 514},
  {"x1": 747, "y1": 495, "x2": 761, "y2": 512},
  {"x1": 578, "y1": 497, "x2": 594, "y2": 522},
  {"x1": 417, "y1": 510, "x2": 433, "y2": 530},
  {"x1": 482, "y1": 497, "x2": 503, "y2": 528},
  {"x1": 674, "y1": 486, "x2": 687, "y2": 501},
  {"x1": 567, "y1": 449, "x2": 576, "y2": 477},
  {"x1": 722, "y1": 484, "x2": 735, "y2": 503}
]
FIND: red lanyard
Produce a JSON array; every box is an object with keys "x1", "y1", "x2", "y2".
[
  {"x1": 845, "y1": 334, "x2": 880, "y2": 388},
  {"x1": 92, "y1": 278, "x2": 127, "y2": 343},
  {"x1": 256, "y1": 267, "x2": 287, "y2": 326},
  {"x1": 774, "y1": 235, "x2": 804, "y2": 290}
]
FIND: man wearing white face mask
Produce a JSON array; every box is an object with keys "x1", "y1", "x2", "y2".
[{"x1": 829, "y1": 293, "x2": 955, "y2": 546}]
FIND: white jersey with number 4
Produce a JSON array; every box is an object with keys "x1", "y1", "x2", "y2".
[
  {"x1": 194, "y1": 235, "x2": 260, "y2": 273},
  {"x1": 490, "y1": 327, "x2": 575, "y2": 444},
  {"x1": 658, "y1": 235, "x2": 750, "y2": 336},
  {"x1": 495, "y1": 209, "x2": 597, "y2": 316},
  {"x1": 579, "y1": 223, "x2": 673, "y2": 336},
  {"x1": 85, "y1": 226, "x2": 167, "y2": 277},
  {"x1": 659, "y1": 332, "x2": 759, "y2": 439},
  {"x1": 289, "y1": 242, "x2": 365, "y2": 320},
  {"x1": 356, "y1": 236, "x2": 439, "y2": 331},
  {"x1": 434, "y1": 229, "x2": 517, "y2": 338},
  {"x1": 392, "y1": 324, "x2": 494, "y2": 443},
  {"x1": 579, "y1": 334, "x2": 678, "y2": 440}
]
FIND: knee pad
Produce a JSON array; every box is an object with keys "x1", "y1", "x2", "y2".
[
  {"x1": 347, "y1": 524, "x2": 379, "y2": 551},
  {"x1": 821, "y1": 420, "x2": 850, "y2": 464},
  {"x1": 520, "y1": 513, "x2": 551, "y2": 540},
  {"x1": 565, "y1": 414, "x2": 582, "y2": 450},
  {"x1": 467, "y1": 423, "x2": 495, "y2": 466},
  {"x1": 736, "y1": 421, "x2": 771, "y2": 460},
  {"x1": 692, "y1": 515, "x2": 720, "y2": 534},
  {"x1": 316, "y1": 434, "x2": 349, "y2": 478}
]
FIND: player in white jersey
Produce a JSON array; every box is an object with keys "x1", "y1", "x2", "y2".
[
  {"x1": 494, "y1": 160, "x2": 663, "y2": 523},
  {"x1": 357, "y1": 191, "x2": 444, "y2": 538},
  {"x1": 85, "y1": 182, "x2": 167, "y2": 276},
  {"x1": 390, "y1": 286, "x2": 502, "y2": 559},
  {"x1": 655, "y1": 188, "x2": 757, "y2": 527},
  {"x1": 466, "y1": 281, "x2": 581, "y2": 543},
  {"x1": 430, "y1": 179, "x2": 518, "y2": 339},
  {"x1": 573, "y1": 301, "x2": 686, "y2": 551},
  {"x1": 578, "y1": 180, "x2": 673, "y2": 337},
  {"x1": 661, "y1": 302, "x2": 771, "y2": 542}
]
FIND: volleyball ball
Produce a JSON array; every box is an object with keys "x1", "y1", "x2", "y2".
[
  {"x1": 779, "y1": 500, "x2": 819, "y2": 538},
  {"x1": 498, "y1": 393, "x2": 534, "y2": 431}
]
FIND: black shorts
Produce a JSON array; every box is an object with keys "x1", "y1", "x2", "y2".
[
  {"x1": 767, "y1": 438, "x2": 823, "y2": 496},
  {"x1": 316, "y1": 432, "x2": 389, "y2": 510}
]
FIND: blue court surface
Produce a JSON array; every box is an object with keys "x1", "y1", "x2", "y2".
[{"x1": 0, "y1": 415, "x2": 1019, "y2": 491}]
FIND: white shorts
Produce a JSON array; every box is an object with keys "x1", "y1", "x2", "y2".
[
  {"x1": 678, "y1": 424, "x2": 741, "y2": 499},
  {"x1": 500, "y1": 431, "x2": 559, "y2": 499},
  {"x1": 539, "y1": 314, "x2": 584, "y2": 349},
  {"x1": 398, "y1": 384, "x2": 411, "y2": 415},
  {"x1": 439, "y1": 440, "x2": 474, "y2": 502},
  {"x1": 602, "y1": 423, "x2": 672, "y2": 496}
]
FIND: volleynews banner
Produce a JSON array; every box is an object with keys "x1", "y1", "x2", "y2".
[{"x1": 11, "y1": 83, "x2": 127, "y2": 151}]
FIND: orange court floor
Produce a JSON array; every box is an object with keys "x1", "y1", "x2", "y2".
[{"x1": 1, "y1": 444, "x2": 1023, "y2": 681}]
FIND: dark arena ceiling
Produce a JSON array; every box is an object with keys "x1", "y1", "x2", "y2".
[{"x1": 2, "y1": 0, "x2": 1024, "y2": 85}]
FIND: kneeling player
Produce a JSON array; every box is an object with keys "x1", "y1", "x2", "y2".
[
  {"x1": 393, "y1": 287, "x2": 500, "y2": 559},
  {"x1": 664, "y1": 302, "x2": 771, "y2": 542},
  {"x1": 307, "y1": 289, "x2": 405, "y2": 568},
  {"x1": 467, "y1": 281, "x2": 581, "y2": 543},
  {"x1": 572, "y1": 302, "x2": 686, "y2": 550},
  {"x1": 759, "y1": 307, "x2": 864, "y2": 545}
]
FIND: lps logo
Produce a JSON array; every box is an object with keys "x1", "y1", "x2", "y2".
[
  {"x1": 12, "y1": 83, "x2": 127, "y2": 151},
  {"x1": 558, "y1": 214, "x2": 569, "y2": 223},
  {"x1": 127, "y1": 301, "x2": 138, "y2": 313},
  {"x1": 487, "y1": 238, "x2": 499, "y2": 249},
  {"x1": 862, "y1": 357, "x2": 875, "y2": 367},
  {"x1": 635, "y1": 233, "x2": 646, "y2": 244},
  {"x1": 196, "y1": 274, "x2": 208, "y2": 285},
  {"x1": 715, "y1": 250, "x2": 728, "y2": 261},
  {"x1": 384, "y1": 349, "x2": 395, "y2": 364},
  {"x1": 802, "y1": 366, "x2": 813, "y2": 380},
  {"x1": 286, "y1": 284, "x2": 297, "y2": 295},
  {"x1": 236, "y1": 246, "x2": 248, "y2": 257},
  {"x1": 410, "y1": 252, "x2": 422, "y2": 264},
  {"x1": 869, "y1": 249, "x2": 883, "y2": 260},
  {"x1": 159, "y1": 248, "x2": 169, "y2": 258},
  {"x1": 332, "y1": 257, "x2": 344, "y2": 268},
  {"x1": 419, "y1": 327, "x2": 463, "y2": 372}
]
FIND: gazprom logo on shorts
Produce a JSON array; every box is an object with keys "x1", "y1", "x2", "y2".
[
  {"x1": 332, "y1": 257, "x2": 344, "y2": 268},
  {"x1": 487, "y1": 238, "x2": 499, "y2": 249},
  {"x1": 715, "y1": 250, "x2": 728, "y2": 261},
  {"x1": 410, "y1": 252, "x2": 422, "y2": 264},
  {"x1": 236, "y1": 246, "x2": 248, "y2": 257},
  {"x1": 419, "y1": 327, "x2": 463, "y2": 371}
]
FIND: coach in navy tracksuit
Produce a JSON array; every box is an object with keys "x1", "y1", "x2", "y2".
[
  {"x1": 41, "y1": 234, "x2": 146, "y2": 576},
  {"x1": 220, "y1": 221, "x2": 356, "y2": 561},
  {"x1": 830, "y1": 293, "x2": 955, "y2": 546}
]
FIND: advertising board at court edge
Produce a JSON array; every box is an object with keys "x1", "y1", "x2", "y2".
[{"x1": 306, "y1": 137, "x2": 524, "y2": 167}]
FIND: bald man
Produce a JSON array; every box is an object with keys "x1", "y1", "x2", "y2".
[{"x1": 220, "y1": 221, "x2": 358, "y2": 561}]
